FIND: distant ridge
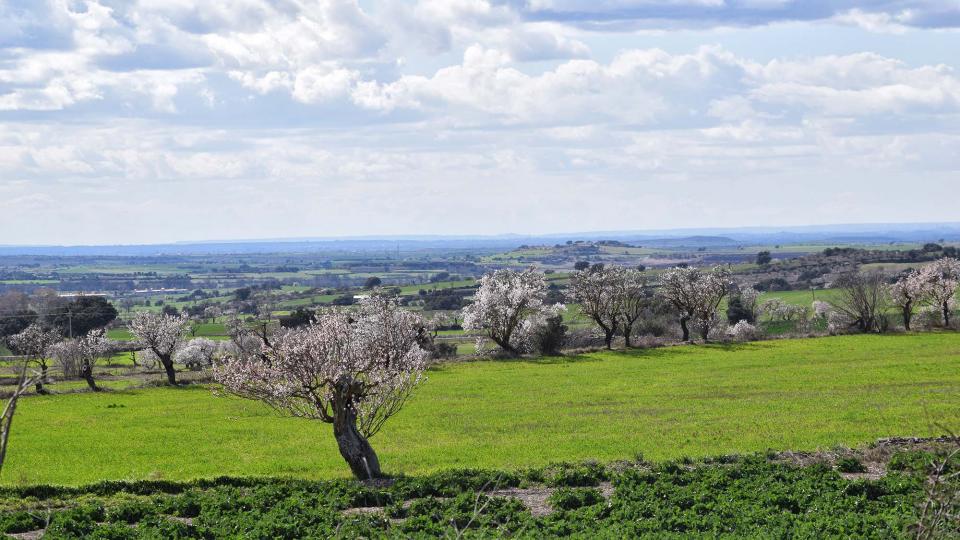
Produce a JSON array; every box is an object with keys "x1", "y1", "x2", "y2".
[{"x1": 1, "y1": 222, "x2": 958, "y2": 257}]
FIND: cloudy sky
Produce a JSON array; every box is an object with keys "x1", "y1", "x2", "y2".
[{"x1": 2, "y1": 0, "x2": 959, "y2": 245}]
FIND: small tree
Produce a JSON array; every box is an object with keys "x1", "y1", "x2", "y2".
[
  {"x1": 203, "y1": 306, "x2": 222, "y2": 323},
  {"x1": 51, "y1": 329, "x2": 110, "y2": 391},
  {"x1": 129, "y1": 312, "x2": 189, "y2": 385},
  {"x1": 462, "y1": 268, "x2": 563, "y2": 355},
  {"x1": 919, "y1": 257, "x2": 960, "y2": 327},
  {"x1": 658, "y1": 266, "x2": 731, "y2": 341},
  {"x1": 614, "y1": 268, "x2": 649, "y2": 348},
  {"x1": 727, "y1": 287, "x2": 760, "y2": 324},
  {"x1": 756, "y1": 251, "x2": 772, "y2": 266},
  {"x1": 176, "y1": 338, "x2": 222, "y2": 370},
  {"x1": 532, "y1": 315, "x2": 567, "y2": 356},
  {"x1": 7, "y1": 324, "x2": 60, "y2": 394},
  {"x1": 888, "y1": 270, "x2": 926, "y2": 331},
  {"x1": 364, "y1": 277, "x2": 383, "y2": 289},
  {"x1": 215, "y1": 296, "x2": 429, "y2": 479},
  {"x1": 831, "y1": 270, "x2": 886, "y2": 333},
  {"x1": 568, "y1": 266, "x2": 622, "y2": 349}
]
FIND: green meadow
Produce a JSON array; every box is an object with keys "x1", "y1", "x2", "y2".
[{"x1": 3, "y1": 333, "x2": 958, "y2": 486}]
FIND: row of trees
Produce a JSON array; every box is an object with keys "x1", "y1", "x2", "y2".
[
  {"x1": 459, "y1": 265, "x2": 736, "y2": 354},
  {"x1": 836, "y1": 257, "x2": 960, "y2": 333}
]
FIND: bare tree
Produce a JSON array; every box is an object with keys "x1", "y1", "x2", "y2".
[
  {"x1": 215, "y1": 296, "x2": 429, "y2": 479},
  {"x1": 6, "y1": 324, "x2": 60, "y2": 395},
  {"x1": 831, "y1": 270, "x2": 887, "y2": 333},
  {"x1": 129, "y1": 312, "x2": 189, "y2": 385}
]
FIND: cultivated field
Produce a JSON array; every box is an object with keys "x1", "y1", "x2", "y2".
[{"x1": 5, "y1": 333, "x2": 958, "y2": 486}]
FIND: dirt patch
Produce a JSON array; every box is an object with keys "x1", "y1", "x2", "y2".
[
  {"x1": 6, "y1": 530, "x2": 44, "y2": 540},
  {"x1": 489, "y1": 486, "x2": 555, "y2": 517},
  {"x1": 772, "y1": 436, "x2": 957, "y2": 479}
]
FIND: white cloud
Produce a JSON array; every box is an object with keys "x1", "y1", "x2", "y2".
[{"x1": 2, "y1": 1, "x2": 960, "y2": 243}]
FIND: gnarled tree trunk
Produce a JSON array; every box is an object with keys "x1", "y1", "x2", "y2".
[
  {"x1": 333, "y1": 399, "x2": 381, "y2": 480},
  {"x1": 902, "y1": 302, "x2": 913, "y2": 331},
  {"x1": 34, "y1": 362, "x2": 49, "y2": 395},
  {"x1": 80, "y1": 362, "x2": 99, "y2": 392},
  {"x1": 159, "y1": 353, "x2": 177, "y2": 385},
  {"x1": 943, "y1": 302, "x2": 952, "y2": 328},
  {"x1": 490, "y1": 335, "x2": 520, "y2": 357},
  {"x1": 679, "y1": 315, "x2": 691, "y2": 342}
]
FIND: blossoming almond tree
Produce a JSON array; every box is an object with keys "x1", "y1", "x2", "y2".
[
  {"x1": 658, "y1": 266, "x2": 731, "y2": 342},
  {"x1": 215, "y1": 296, "x2": 429, "y2": 480},
  {"x1": 919, "y1": 257, "x2": 960, "y2": 327},
  {"x1": 129, "y1": 312, "x2": 190, "y2": 385},
  {"x1": 888, "y1": 270, "x2": 927, "y2": 331},
  {"x1": 569, "y1": 266, "x2": 623, "y2": 349},
  {"x1": 7, "y1": 324, "x2": 60, "y2": 394},
  {"x1": 462, "y1": 268, "x2": 564, "y2": 355},
  {"x1": 614, "y1": 268, "x2": 650, "y2": 348},
  {"x1": 50, "y1": 328, "x2": 110, "y2": 391},
  {"x1": 176, "y1": 338, "x2": 223, "y2": 370}
]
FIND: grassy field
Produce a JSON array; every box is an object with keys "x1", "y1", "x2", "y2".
[{"x1": 3, "y1": 333, "x2": 959, "y2": 486}]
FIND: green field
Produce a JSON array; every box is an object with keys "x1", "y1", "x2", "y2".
[{"x1": 3, "y1": 333, "x2": 958, "y2": 486}]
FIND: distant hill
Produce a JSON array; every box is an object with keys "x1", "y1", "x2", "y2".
[{"x1": 1, "y1": 223, "x2": 958, "y2": 257}]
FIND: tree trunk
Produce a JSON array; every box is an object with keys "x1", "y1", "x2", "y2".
[
  {"x1": 902, "y1": 303, "x2": 912, "y2": 331},
  {"x1": 603, "y1": 329, "x2": 615, "y2": 350},
  {"x1": 333, "y1": 402, "x2": 382, "y2": 480},
  {"x1": 80, "y1": 362, "x2": 99, "y2": 392},
  {"x1": 944, "y1": 302, "x2": 951, "y2": 328},
  {"x1": 159, "y1": 354, "x2": 177, "y2": 385},
  {"x1": 699, "y1": 324, "x2": 710, "y2": 342},
  {"x1": 491, "y1": 335, "x2": 519, "y2": 356},
  {"x1": 34, "y1": 363, "x2": 49, "y2": 395},
  {"x1": 679, "y1": 316, "x2": 690, "y2": 342},
  {"x1": 623, "y1": 328, "x2": 632, "y2": 348}
]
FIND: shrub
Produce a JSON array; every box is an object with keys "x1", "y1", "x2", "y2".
[
  {"x1": 549, "y1": 487, "x2": 605, "y2": 511},
  {"x1": 836, "y1": 457, "x2": 867, "y2": 473},
  {"x1": 532, "y1": 315, "x2": 567, "y2": 356},
  {"x1": 728, "y1": 320, "x2": 758, "y2": 342},
  {"x1": 0, "y1": 511, "x2": 46, "y2": 534},
  {"x1": 726, "y1": 296, "x2": 754, "y2": 324},
  {"x1": 543, "y1": 462, "x2": 607, "y2": 487}
]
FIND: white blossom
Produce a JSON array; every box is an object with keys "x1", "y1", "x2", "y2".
[
  {"x1": 658, "y1": 265, "x2": 731, "y2": 341},
  {"x1": 129, "y1": 311, "x2": 190, "y2": 384},
  {"x1": 917, "y1": 257, "x2": 960, "y2": 327},
  {"x1": 728, "y1": 320, "x2": 758, "y2": 342},
  {"x1": 462, "y1": 267, "x2": 564, "y2": 354},
  {"x1": 176, "y1": 338, "x2": 224, "y2": 370}
]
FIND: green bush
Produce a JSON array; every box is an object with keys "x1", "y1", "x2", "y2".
[
  {"x1": 548, "y1": 487, "x2": 605, "y2": 511},
  {"x1": 543, "y1": 461, "x2": 607, "y2": 487},
  {"x1": 0, "y1": 510, "x2": 45, "y2": 534},
  {"x1": 836, "y1": 456, "x2": 867, "y2": 473}
]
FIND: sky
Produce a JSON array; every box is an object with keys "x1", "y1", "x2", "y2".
[{"x1": 1, "y1": 0, "x2": 959, "y2": 245}]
